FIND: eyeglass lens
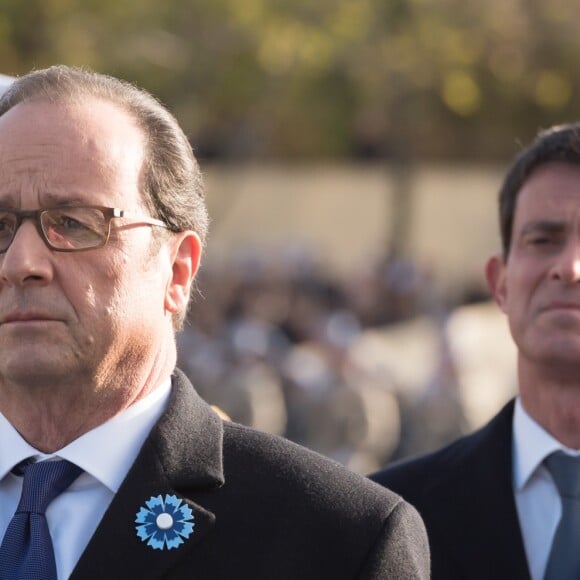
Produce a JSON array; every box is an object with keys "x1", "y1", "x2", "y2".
[{"x1": 0, "y1": 207, "x2": 109, "y2": 251}]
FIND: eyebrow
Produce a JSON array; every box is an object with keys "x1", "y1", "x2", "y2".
[
  {"x1": 520, "y1": 220, "x2": 566, "y2": 236},
  {"x1": 0, "y1": 194, "x2": 17, "y2": 207},
  {"x1": 42, "y1": 192, "x2": 89, "y2": 206}
]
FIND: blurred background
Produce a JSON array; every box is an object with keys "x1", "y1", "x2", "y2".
[{"x1": 1, "y1": 0, "x2": 578, "y2": 472}]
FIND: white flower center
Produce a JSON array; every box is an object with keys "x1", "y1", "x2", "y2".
[{"x1": 156, "y1": 513, "x2": 174, "y2": 530}]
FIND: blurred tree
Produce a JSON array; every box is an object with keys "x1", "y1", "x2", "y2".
[{"x1": 1, "y1": 0, "x2": 580, "y2": 161}]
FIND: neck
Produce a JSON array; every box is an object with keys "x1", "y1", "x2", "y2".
[
  {"x1": 1, "y1": 390, "x2": 117, "y2": 452},
  {"x1": 519, "y1": 356, "x2": 580, "y2": 449},
  {"x1": 0, "y1": 353, "x2": 175, "y2": 453}
]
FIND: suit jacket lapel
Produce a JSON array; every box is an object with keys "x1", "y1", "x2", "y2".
[
  {"x1": 71, "y1": 370, "x2": 224, "y2": 580},
  {"x1": 425, "y1": 400, "x2": 530, "y2": 580}
]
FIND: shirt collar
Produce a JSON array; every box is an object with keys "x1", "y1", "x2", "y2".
[
  {"x1": 0, "y1": 415, "x2": 43, "y2": 480},
  {"x1": 512, "y1": 396, "x2": 578, "y2": 491},
  {"x1": 0, "y1": 379, "x2": 172, "y2": 493}
]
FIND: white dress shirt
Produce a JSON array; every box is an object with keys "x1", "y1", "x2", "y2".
[
  {"x1": 0, "y1": 380, "x2": 171, "y2": 580},
  {"x1": 512, "y1": 397, "x2": 580, "y2": 580}
]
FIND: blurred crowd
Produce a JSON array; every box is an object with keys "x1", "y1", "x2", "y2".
[{"x1": 177, "y1": 247, "x2": 494, "y2": 474}]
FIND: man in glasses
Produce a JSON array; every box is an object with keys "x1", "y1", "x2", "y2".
[{"x1": 0, "y1": 66, "x2": 428, "y2": 579}]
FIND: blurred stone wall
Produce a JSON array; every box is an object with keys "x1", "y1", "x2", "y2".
[{"x1": 203, "y1": 162, "x2": 504, "y2": 297}]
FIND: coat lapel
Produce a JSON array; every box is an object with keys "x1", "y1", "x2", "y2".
[
  {"x1": 425, "y1": 401, "x2": 530, "y2": 580},
  {"x1": 71, "y1": 370, "x2": 224, "y2": 580}
]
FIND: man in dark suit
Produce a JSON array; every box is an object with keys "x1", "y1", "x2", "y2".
[
  {"x1": 0, "y1": 65, "x2": 428, "y2": 579},
  {"x1": 372, "y1": 123, "x2": 580, "y2": 580}
]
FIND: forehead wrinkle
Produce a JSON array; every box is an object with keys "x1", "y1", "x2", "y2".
[
  {"x1": 0, "y1": 165, "x2": 52, "y2": 205},
  {"x1": 0, "y1": 143, "x2": 124, "y2": 207},
  {"x1": 0, "y1": 99, "x2": 148, "y2": 212}
]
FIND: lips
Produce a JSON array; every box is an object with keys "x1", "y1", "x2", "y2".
[
  {"x1": 539, "y1": 301, "x2": 580, "y2": 318},
  {"x1": 0, "y1": 312, "x2": 60, "y2": 324}
]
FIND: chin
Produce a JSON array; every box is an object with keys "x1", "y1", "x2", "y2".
[
  {"x1": 0, "y1": 357, "x2": 76, "y2": 386},
  {"x1": 529, "y1": 345, "x2": 580, "y2": 370}
]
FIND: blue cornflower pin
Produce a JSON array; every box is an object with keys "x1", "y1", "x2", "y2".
[{"x1": 135, "y1": 494, "x2": 195, "y2": 550}]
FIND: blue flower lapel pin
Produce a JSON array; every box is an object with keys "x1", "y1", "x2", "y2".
[{"x1": 135, "y1": 494, "x2": 195, "y2": 550}]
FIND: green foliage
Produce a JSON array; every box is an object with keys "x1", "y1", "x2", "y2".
[{"x1": 1, "y1": 0, "x2": 580, "y2": 160}]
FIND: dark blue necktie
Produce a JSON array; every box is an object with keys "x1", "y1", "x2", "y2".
[
  {"x1": 544, "y1": 451, "x2": 580, "y2": 580},
  {"x1": 0, "y1": 460, "x2": 82, "y2": 580}
]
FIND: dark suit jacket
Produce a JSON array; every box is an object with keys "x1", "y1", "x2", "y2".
[
  {"x1": 69, "y1": 369, "x2": 428, "y2": 579},
  {"x1": 371, "y1": 400, "x2": 530, "y2": 580}
]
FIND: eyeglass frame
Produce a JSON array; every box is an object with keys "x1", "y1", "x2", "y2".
[{"x1": 0, "y1": 205, "x2": 170, "y2": 253}]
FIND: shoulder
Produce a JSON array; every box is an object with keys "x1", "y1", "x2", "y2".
[
  {"x1": 222, "y1": 419, "x2": 399, "y2": 512},
  {"x1": 370, "y1": 399, "x2": 515, "y2": 502},
  {"x1": 220, "y1": 420, "x2": 429, "y2": 578},
  {"x1": 220, "y1": 420, "x2": 425, "y2": 535}
]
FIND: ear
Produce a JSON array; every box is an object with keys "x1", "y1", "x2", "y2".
[
  {"x1": 164, "y1": 231, "x2": 202, "y2": 315},
  {"x1": 485, "y1": 254, "x2": 508, "y2": 313}
]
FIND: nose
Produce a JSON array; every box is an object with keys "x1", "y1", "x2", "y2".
[
  {"x1": 0, "y1": 220, "x2": 54, "y2": 287},
  {"x1": 550, "y1": 237, "x2": 580, "y2": 284}
]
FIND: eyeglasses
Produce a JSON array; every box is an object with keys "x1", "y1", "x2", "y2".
[{"x1": 0, "y1": 205, "x2": 169, "y2": 253}]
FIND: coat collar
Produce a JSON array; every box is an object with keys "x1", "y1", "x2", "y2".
[
  {"x1": 71, "y1": 370, "x2": 224, "y2": 579},
  {"x1": 147, "y1": 368, "x2": 224, "y2": 488}
]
